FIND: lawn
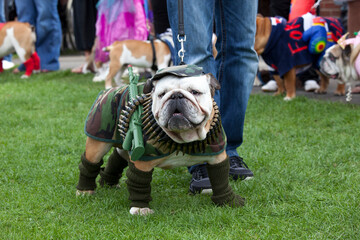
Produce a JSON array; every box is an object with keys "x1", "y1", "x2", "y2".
[{"x1": 0, "y1": 70, "x2": 359, "y2": 239}]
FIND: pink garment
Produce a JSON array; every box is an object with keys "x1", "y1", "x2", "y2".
[{"x1": 95, "y1": 0, "x2": 148, "y2": 63}]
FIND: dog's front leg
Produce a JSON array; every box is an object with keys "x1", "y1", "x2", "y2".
[
  {"x1": 126, "y1": 161, "x2": 155, "y2": 215},
  {"x1": 316, "y1": 71, "x2": 329, "y2": 94},
  {"x1": 76, "y1": 137, "x2": 112, "y2": 195},
  {"x1": 207, "y1": 152, "x2": 245, "y2": 207}
]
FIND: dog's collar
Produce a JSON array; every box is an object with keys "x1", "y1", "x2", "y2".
[{"x1": 118, "y1": 94, "x2": 223, "y2": 155}]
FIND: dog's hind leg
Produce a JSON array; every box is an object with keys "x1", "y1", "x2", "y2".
[
  {"x1": 283, "y1": 69, "x2": 296, "y2": 100},
  {"x1": 114, "y1": 65, "x2": 127, "y2": 87},
  {"x1": 76, "y1": 137, "x2": 112, "y2": 195},
  {"x1": 273, "y1": 74, "x2": 285, "y2": 96},
  {"x1": 105, "y1": 59, "x2": 122, "y2": 89},
  {"x1": 99, "y1": 148, "x2": 129, "y2": 187}
]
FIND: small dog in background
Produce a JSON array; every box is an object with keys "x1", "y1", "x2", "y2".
[
  {"x1": 320, "y1": 32, "x2": 360, "y2": 97},
  {"x1": 101, "y1": 29, "x2": 174, "y2": 89},
  {"x1": 0, "y1": 21, "x2": 40, "y2": 78}
]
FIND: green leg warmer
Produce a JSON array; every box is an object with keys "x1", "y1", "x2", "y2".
[
  {"x1": 99, "y1": 149, "x2": 128, "y2": 187},
  {"x1": 76, "y1": 153, "x2": 103, "y2": 191},
  {"x1": 126, "y1": 162, "x2": 154, "y2": 208},
  {"x1": 206, "y1": 158, "x2": 245, "y2": 207}
]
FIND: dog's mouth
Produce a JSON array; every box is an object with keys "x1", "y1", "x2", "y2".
[{"x1": 167, "y1": 109, "x2": 201, "y2": 132}]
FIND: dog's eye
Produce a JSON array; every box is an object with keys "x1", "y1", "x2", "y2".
[
  {"x1": 329, "y1": 53, "x2": 337, "y2": 62},
  {"x1": 158, "y1": 92, "x2": 166, "y2": 98},
  {"x1": 190, "y1": 90, "x2": 201, "y2": 95}
]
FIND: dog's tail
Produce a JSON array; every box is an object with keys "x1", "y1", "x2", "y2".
[{"x1": 102, "y1": 45, "x2": 113, "y2": 52}]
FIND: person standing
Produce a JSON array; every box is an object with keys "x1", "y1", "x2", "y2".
[
  {"x1": 14, "y1": 0, "x2": 62, "y2": 72},
  {"x1": 167, "y1": 0, "x2": 258, "y2": 194}
]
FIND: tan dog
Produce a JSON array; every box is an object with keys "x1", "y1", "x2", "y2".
[
  {"x1": 255, "y1": 15, "x2": 345, "y2": 100},
  {"x1": 76, "y1": 65, "x2": 245, "y2": 215},
  {"x1": 320, "y1": 43, "x2": 360, "y2": 94},
  {"x1": 102, "y1": 31, "x2": 174, "y2": 89},
  {"x1": 0, "y1": 21, "x2": 40, "y2": 78}
]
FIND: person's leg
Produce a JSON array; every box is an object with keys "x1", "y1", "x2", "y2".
[
  {"x1": 167, "y1": 0, "x2": 216, "y2": 75},
  {"x1": 167, "y1": 0, "x2": 215, "y2": 194},
  {"x1": 214, "y1": 0, "x2": 258, "y2": 178},
  {"x1": 33, "y1": 0, "x2": 62, "y2": 71},
  {"x1": 14, "y1": 0, "x2": 36, "y2": 71}
]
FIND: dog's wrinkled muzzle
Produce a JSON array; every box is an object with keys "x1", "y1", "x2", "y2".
[
  {"x1": 166, "y1": 92, "x2": 194, "y2": 131},
  {"x1": 320, "y1": 59, "x2": 339, "y2": 79}
]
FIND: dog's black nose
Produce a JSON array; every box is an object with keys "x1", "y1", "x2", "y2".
[{"x1": 171, "y1": 92, "x2": 184, "y2": 99}]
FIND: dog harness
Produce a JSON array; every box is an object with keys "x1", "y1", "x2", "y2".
[{"x1": 85, "y1": 65, "x2": 226, "y2": 161}]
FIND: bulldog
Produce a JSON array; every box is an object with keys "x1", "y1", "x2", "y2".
[
  {"x1": 76, "y1": 65, "x2": 245, "y2": 215},
  {"x1": 0, "y1": 21, "x2": 40, "y2": 78},
  {"x1": 320, "y1": 34, "x2": 360, "y2": 98},
  {"x1": 102, "y1": 30, "x2": 174, "y2": 89},
  {"x1": 255, "y1": 14, "x2": 345, "y2": 100}
]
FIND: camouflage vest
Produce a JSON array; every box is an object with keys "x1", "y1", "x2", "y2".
[{"x1": 85, "y1": 65, "x2": 226, "y2": 161}]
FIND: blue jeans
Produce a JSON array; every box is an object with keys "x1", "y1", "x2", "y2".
[
  {"x1": 15, "y1": 0, "x2": 61, "y2": 71},
  {"x1": 167, "y1": 0, "x2": 258, "y2": 172}
]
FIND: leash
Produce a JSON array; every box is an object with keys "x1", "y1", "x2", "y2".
[
  {"x1": 177, "y1": 0, "x2": 186, "y2": 65},
  {"x1": 150, "y1": 37, "x2": 158, "y2": 71}
]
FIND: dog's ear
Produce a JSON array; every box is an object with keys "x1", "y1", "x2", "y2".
[
  {"x1": 344, "y1": 44, "x2": 352, "y2": 58},
  {"x1": 143, "y1": 79, "x2": 154, "y2": 94},
  {"x1": 206, "y1": 73, "x2": 220, "y2": 97}
]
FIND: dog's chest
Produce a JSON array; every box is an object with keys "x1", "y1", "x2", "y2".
[{"x1": 155, "y1": 152, "x2": 215, "y2": 169}]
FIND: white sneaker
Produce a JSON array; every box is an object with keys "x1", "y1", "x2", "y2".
[
  {"x1": 261, "y1": 80, "x2": 278, "y2": 92},
  {"x1": 2, "y1": 60, "x2": 15, "y2": 70},
  {"x1": 304, "y1": 80, "x2": 320, "y2": 92}
]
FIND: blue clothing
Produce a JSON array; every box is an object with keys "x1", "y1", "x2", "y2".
[
  {"x1": 0, "y1": 0, "x2": 5, "y2": 22},
  {"x1": 14, "y1": 0, "x2": 62, "y2": 71},
  {"x1": 167, "y1": 0, "x2": 258, "y2": 165},
  {"x1": 262, "y1": 16, "x2": 344, "y2": 77},
  {"x1": 262, "y1": 17, "x2": 313, "y2": 77}
]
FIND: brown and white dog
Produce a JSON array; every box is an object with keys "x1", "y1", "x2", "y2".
[
  {"x1": 76, "y1": 65, "x2": 245, "y2": 215},
  {"x1": 255, "y1": 14, "x2": 345, "y2": 100},
  {"x1": 320, "y1": 43, "x2": 360, "y2": 95},
  {"x1": 102, "y1": 31, "x2": 174, "y2": 89},
  {"x1": 0, "y1": 21, "x2": 40, "y2": 78}
]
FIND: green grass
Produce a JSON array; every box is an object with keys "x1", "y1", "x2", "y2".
[{"x1": 0, "y1": 70, "x2": 359, "y2": 239}]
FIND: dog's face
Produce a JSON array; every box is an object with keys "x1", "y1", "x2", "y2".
[
  {"x1": 320, "y1": 44, "x2": 352, "y2": 81},
  {"x1": 150, "y1": 74, "x2": 219, "y2": 143}
]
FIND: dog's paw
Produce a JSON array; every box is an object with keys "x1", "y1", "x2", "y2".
[
  {"x1": 129, "y1": 207, "x2": 154, "y2": 216},
  {"x1": 76, "y1": 190, "x2": 95, "y2": 196},
  {"x1": 283, "y1": 96, "x2": 294, "y2": 101},
  {"x1": 314, "y1": 89, "x2": 327, "y2": 94},
  {"x1": 21, "y1": 74, "x2": 29, "y2": 79},
  {"x1": 334, "y1": 91, "x2": 345, "y2": 96}
]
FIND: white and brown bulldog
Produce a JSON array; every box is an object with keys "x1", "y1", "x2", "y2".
[
  {"x1": 255, "y1": 14, "x2": 345, "y2": 100},
  {"x1": 320, "y1": 35, "x2": 360, "y2": 98},
  {"x1": 0, "y1": 21, "x2": 40, "y2": 78},
  {"x1": 101, "y1": 30, "x2": 174, "y2": 89},
  {"x1": 76, "y1": 65, "x2": 245, "y2": 215}
]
